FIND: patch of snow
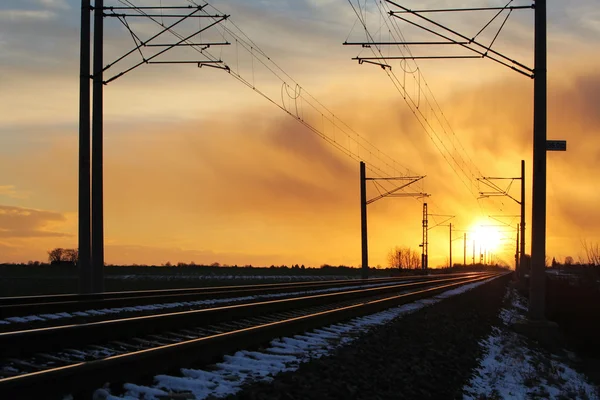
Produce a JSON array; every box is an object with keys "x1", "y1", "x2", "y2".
[
  {"x1": 108, "y1": 275, "x2": 358, "y2": 282},
  {"x1": 4, "y1": 315, "x2": 45, "y2": 323},
  {"x1": 463, "y1": 287, "x2": 599, "y2": 400},
  {"x1": 97, "y1": 275, "x2": 501, "y2": 400}
]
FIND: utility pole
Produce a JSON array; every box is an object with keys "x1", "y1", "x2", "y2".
[
  {"x1": 472, "y1": 239, "x2": 475, "y2": 265},
  {"x1": 530, "y1": 0, "x2": 547, "y2": 320},
  {"x1": 78, "y1": 0, "x2": 92, "y2": 294},
  {"x1": 421, "y1": 203, "x2": 428, "y2": 269},
  {"x1": 463, "y1": 233, "x2": 466, "y2": 266},
  {"x1": 520, "y1": 160, "x2": 526, "y2": 280},
  {"x1": 359, "y1": 161, "x2": 426, "y2": 278},
  {"x1": 346, "y1": 1, "x2": 563, "y2": 322},
  {"x1": 423, "y1": 210, "x2": 454, "y2": 269},
  {"x1": 478, "y1": 161, "x2": 525, "y2": 275},
  {"x1": 449, "y1": 223, "x2": 452, "y2": 268},
  {"x1": 516, "y1": 223, "x2": 520, "y2": 271},
  {"x1": 77, "y1": 2, "x2": 230, "y2": 293},
  {"x1": 360, "y1": 161, "x2": 368, "y2": 279},
  {"x1": 91, "y1": 0, "x2": 105, "y2": 293}
]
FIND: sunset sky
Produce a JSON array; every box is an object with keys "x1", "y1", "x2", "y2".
[{"x1": 1, "y1": 0, "x2": 599, "y2": 268}]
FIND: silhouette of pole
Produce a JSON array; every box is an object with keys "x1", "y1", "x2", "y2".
[
  {"x1": 91, "y1": 0, "x2": 105, "y2": 293},
  {"x1": 463, "y1": 233, "x2": 466, "y2": 266},
  {"x1": 520, "y1": 160, "x2": 526, "y2": 280},
  {"x1": 421, "y1": 202, "x2": 428, "y2": 269},
  {"x1": 472, "y1": 239, "x2": 475, "y2": 265},
  {"x1": 78, "y1": 0, "x2": 92, "y2": 294},
  {"x1": 449, "y1": 223, "x2": 452, "y2": 268},
  {"x1": 530, "y1": 0, "x2": 547, "y2": 320},
  {"x1": 360, "y1": 161, "x2": 368, "y2": 279},
  {"x1": 516, "y1": 223, "x2": 520, "y2": 271}
]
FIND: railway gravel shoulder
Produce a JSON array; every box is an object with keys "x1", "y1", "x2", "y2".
[{"x1": 221, "y1": 273, "x2": 510, "y2": 400}]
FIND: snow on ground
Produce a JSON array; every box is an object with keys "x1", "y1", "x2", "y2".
[
  {"x1": 0, "y1": 281, "x2": 414, "y2": 326},
  {"x1": 463, "y1": 286, "x2": 599, "y2": 400},
  {"x1": 108, "y1": 275, "x2": 357, "y2": 281},
  {"x1": 95, "y1": 275, "x2": 502, "y2": 400}
]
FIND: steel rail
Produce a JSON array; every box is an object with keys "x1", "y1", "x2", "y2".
[
  {"x1": 0, "y1": 272, "x2": 483, "y2": 318},
  {"x1": 0, "y1": 274, "x2": 495, "y2": 358},
  {"x1": 0, "y1": 273, "x2": 509, "y2": 398}
]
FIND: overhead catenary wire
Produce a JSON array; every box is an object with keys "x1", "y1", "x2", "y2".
[
  {"x1": 347, "y1": 0, "x2": 521, "y2": 263},
  {"x1": 185, "y1": 0, "x2": 422, "y2": 181},
  {"x1": 108, "y1": 0, "x2": 513, "y2": 262},
  {"x1": 348, "y1": 0, "x2": 519, "y2": 220},
  {"x1": 114, "y1": 0, "x2": 422, "y2": 188},
  {"x1": 347, "y1": 0, "x2": 477, "y2": 193}
]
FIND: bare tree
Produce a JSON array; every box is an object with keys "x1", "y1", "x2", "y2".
[
  {"x1": 581, "y1": 239, "x2": 600, "y2": 266},
  {"x1": 48, "y1": 248, "x2": 65, "y2": 264},
  {"x1": 64, "y1": 249, "x2": 78, "y2": 264},
  {"x1": 388, "y1": 246, "x2": 420, "y2": 269},
  {"x1": 48, "y1": 248, "x2": 78, "y2": 265}
]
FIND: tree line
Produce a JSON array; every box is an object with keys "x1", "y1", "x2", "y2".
[{"x1": 34, "y1": 241, "x2": 600, "y2": 269}]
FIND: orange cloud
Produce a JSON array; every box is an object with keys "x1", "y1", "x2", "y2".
[
  {"x1": 0, "y1": 205, "x2": 70, "y2": 238},
  {"x1": 2, "y1": 60, "x2": 600, "y2": 267}
]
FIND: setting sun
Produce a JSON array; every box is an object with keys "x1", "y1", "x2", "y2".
[{"x1": 471, "y1": 225, "x2": 502, "y2": 255}]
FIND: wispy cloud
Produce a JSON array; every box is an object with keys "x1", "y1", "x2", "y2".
[
  {"x1": 0, "y1": 205, "x2": 70, "y2": 238},
  {"x1": 0, "y1": 9, "x2": 56, "y2": 21},
  {"x1": 0, "y1": 185, "x2": 28, "y2": 200},
  {"x1": 37, "y1": 0, "x2": 70, "y2": 10}
]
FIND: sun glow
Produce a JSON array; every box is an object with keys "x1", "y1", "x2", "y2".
[{"x1": 472, "y1": 225, "x2": 502, "y2": 254}]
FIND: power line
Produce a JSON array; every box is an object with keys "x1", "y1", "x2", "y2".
[
  {"x1": 345, "y1": 0, "x2": 484, "y2": 201},
  {"x1": 345, "y1": 0, "x2": 520, "y2": 219},
  {"x1": 120, "y1": 0, "x2": 428, "y2": 187},
  {"x1": 344, "y1": 0, "x2": 528, "y2": 263}
]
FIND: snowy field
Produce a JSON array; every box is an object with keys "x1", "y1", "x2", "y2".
[
  {"x1": 463, "y1": 287, "x2": 599, "y2": 400},
  {"x1": 92, "y1": 275, "x2": 501, "y2": 400}
]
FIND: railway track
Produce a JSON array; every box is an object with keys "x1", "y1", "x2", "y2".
[
  {"x1": 0, "y1": 272, "x2": 504, "y2": 398},
  {"x1": 0, "y1": 272, "x2": 481, "y2": 321}
]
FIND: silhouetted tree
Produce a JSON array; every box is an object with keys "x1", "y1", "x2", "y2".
[
  {"x1": 64, "y1": 249, "x2": 78, "y2": 264},
  {"x1": 582, "y1": 240, "x2": 600, "y2": 266},
  {"x1": 47, "y1": 248, "x2": 77, "y2": 265},
  {"x1": 565, "y1": 256, "x2": 574, "y2": 265},
  {"x1": 388, "y1": 246, "x2": 420, "y2": 269},
  {"x1": 48, "y1": 248, "x2": 65, "y2": 264}
]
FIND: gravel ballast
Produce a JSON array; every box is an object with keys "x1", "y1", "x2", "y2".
[{"x1": 222, "y1": 274, "x2": 510, "y2": 400}]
